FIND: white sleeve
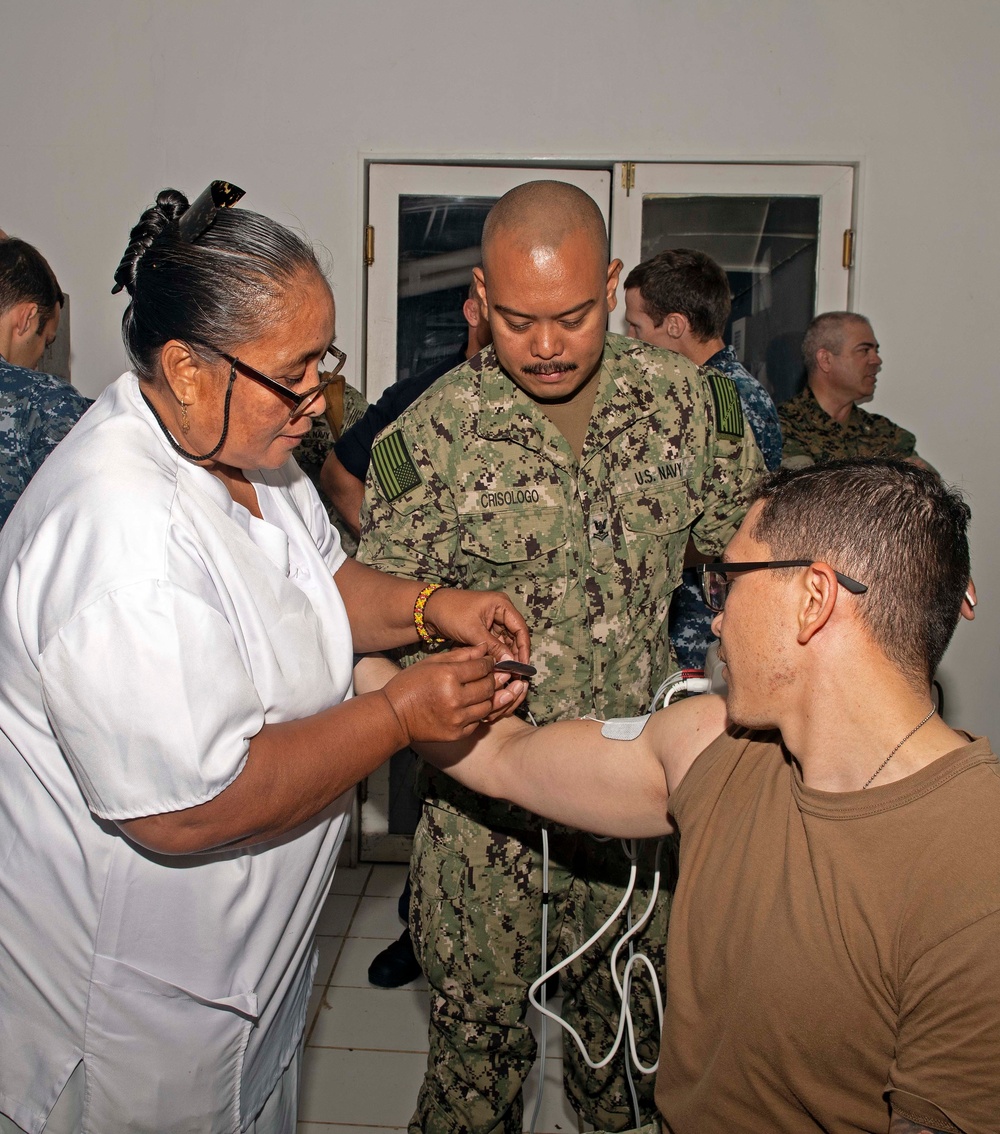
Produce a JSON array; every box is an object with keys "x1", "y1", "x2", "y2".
[{"x1": 39, "y1": 579, "x2": 265, "y2": 820}]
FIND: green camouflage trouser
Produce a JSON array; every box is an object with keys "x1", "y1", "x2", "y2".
[{"x1": 408, "y1": 801, "x2": 677, "y2": 1134}]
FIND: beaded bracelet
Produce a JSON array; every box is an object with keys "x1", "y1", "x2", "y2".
[{"x1": 413, "y1": 582, "x2": 446, "y2": 645}]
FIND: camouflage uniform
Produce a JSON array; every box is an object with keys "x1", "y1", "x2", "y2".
[
  {"x1": 778, "y1": 384, "x2": 918, "y2": 469},
  {"x1": 669, "y1": 346, "x2": 782, "y2": 670},
  {"x1": 0, "y1": 357, "x2": 91, "y2": 528},
  {"x1": 294, "y1": 383, "x2": 369, "y2": 555},
  {"x1": 359, "y1": 334, "x2": 764, "y2": 1134}
]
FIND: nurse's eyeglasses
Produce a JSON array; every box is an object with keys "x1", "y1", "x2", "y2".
[
  {"x1": 218, "y1": 345, "x2": 347, "y2": 427},
  {"x1": 698, "y1": 560, "x2": 868, "y2": 614}
]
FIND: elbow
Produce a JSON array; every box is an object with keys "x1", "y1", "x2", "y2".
[{"x1": 117, "y1": 813, "x2": 231, "y2": 856}]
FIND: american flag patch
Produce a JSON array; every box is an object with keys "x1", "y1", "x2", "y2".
[
  {"x1": 370, "y1": 430, "x2": 423, "y2": 501},
  {"x1": 706, "y1": 370, "x2": 745, "y2": 441}
]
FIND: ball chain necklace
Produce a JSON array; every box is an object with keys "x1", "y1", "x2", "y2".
[{"x1": 861, "y1": 705, "x2": 936, "y2": 789}]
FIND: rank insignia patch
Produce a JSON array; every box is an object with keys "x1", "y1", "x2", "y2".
[
  {"x1": 706, "y1": 369, "x2": 745, "y2": 441},
  {"x1": 370, "y1": 430, "x2": 422, "y2": 501}
]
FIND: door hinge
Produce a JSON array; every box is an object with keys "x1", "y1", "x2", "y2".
[
  {"x1": 364, "y1": 224, "x2": 375, "y2": 266},
  {"x1": 622, "y1": 162, "x2": 636, "y2": 197},
  {"x1": 842, "y1": 228, "x2": 855, "y2": 269}
]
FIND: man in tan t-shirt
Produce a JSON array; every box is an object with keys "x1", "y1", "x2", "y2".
[{"x1": 359, "y1": 457, "x2": 995, "y2": 1134}]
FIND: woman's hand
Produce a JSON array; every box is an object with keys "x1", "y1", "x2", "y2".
[
  {"x1": 380, "y1": 644, "x2": 508, "y2": 743},
  {"x1": 421, "y1": 586, "x2": 531, "y2": 665}
]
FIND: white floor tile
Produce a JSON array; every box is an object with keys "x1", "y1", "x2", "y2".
[
  {"x1": 328, "y1": 863, "x2": 372, "y2": 896},
  {"x1": 349, "y1": 894, "x2": 409, "y2": 938},
  {"x1": 298, "y1": 1047, "x2": 426, "y2": 1127},
  {"x1": 314, "y1": 935, "x2": 344, "y2": 986},
  {"x1": 316, "y1": 893, "x2": 360, "y2": 936},
  {"x1": 309, "y1": 984, "x2": 429, "y2": 1052},
  {"x1": 365, "y1": 863, "x2": 410, "y2": 898},
  {"x1": 328, "y1": 934, "x2": 427, "y2": 990}
]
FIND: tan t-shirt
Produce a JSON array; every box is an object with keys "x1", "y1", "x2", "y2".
[{"x1": 657, "y1": 728, "x2": 1000, "y2": 1133}]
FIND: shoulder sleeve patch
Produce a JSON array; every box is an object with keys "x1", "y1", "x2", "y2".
[
  {"x1": 370, "y1": 429, "x2": 423, "y2": 502},
  {"x1": 706, "y1": 368, "x2": 746, "y2": 441}
]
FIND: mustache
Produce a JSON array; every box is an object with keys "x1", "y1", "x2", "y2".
[{"x1": 521, "y1": 362, "x2": 578, "y2": 376}]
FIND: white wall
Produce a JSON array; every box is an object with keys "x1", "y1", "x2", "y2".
[{"x1": 4, "y1": 0, "x2": 998, "y2": 735}]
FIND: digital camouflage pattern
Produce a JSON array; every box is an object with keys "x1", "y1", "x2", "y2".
[
  {"x1": 703, "y1": 345, "x2": 781, "y2": 472},
  {"x1": 358, "y1": 333, "x2": 765, "y2": 1132},
  {"x1": 0, "y1": 358, "x2": 91, "y2": 528},
  {"x1": 670, "y1": 346, "x2": 782, "y2": 670},
  {"x1": 360, "y1": 334, "x2": 765, "y2": 726},
  {"x1": 409, "y1": 803, "x2": 676, "y2": 1134},
  {"x1": 778, "y1": 383, "x2": 918, "y2": 469},
  {"x1": 294, "y1": 382, "x2": 368, "y2": 555}
]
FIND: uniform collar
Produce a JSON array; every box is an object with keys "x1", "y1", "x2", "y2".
[{"x1": 475, "y1": 335, "x2": 657, "y2": 464}]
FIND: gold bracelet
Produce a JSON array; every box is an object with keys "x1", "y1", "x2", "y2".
[{"x1": 413, "y1": 582, "x2": 445, "y2": 645}]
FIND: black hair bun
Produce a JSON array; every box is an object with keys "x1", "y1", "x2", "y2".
[{"x1": 111, "y1": 188, "x2": 189, "y2": 295}]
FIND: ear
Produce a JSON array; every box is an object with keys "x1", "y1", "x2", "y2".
[
  {"x1": 12, "y1": 301, "x2": 40, "y2": 339},
  {"x1": 796, "y1": 562, "x2": 839, "y2": 645},
  {"x1": 472, "y1": 266, "x2": 489, "y2": 316},
  {"x1": 605, "y1": 259, "x2": 624, "y2": 312},
  {"x1": 815, "y1": 347, "x2": 834, "y2": 375},
  {"x1": 663, "y1": 312, "x2": 689, "y2": 342},
  {"x1": 462, "y1": 296, "x2": 481, "y2": 328},
  {"x1": 159, "y1": 340, "x2": 216, "y2": 405}
]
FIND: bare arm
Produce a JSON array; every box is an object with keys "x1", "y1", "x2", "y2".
[
  {"x1": 320, "y1": 450, "x2": 364, "y2": 540},
  {"x1": 120, "y1": 648, "x2": 498, "y2": 855},
  {"x1": 355, "y1": 658, "x2": 727, "y2": 838}
]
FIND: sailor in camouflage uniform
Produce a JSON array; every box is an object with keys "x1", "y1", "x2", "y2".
[
  {"x1": 0, "y1": 237, "x2": 91, "y2": 527},
  {"x1": 622, "y1": 249, "x2": 783, "y2": 670},
  {"x1": 358, "y1": 182, "x2": 765, "y2": 1134},
  {"x1": 779, "y1": 311, "x2": 925, "y2": 469}
]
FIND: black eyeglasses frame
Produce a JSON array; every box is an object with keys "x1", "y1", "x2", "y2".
[
  {"x1": 698, "y1": 560, "x2": 869, "y2": 614},
  {"x1": 218, "y1": 344, "x2": 347, "y2": 426}
]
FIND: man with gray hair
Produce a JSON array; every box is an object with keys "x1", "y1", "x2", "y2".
[{"x1": 779, "y1": 311, "x2": 925, "y2": 468}]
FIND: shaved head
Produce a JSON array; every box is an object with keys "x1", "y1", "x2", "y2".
[{"x1": 481, "y1": 181, "x2": 609, "y2": 274}]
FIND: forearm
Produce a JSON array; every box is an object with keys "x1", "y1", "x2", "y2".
[
  {"x1": 320, "y1": 451, "x2": 364, "y2": 540},
  {"x1": 335, "y1": 555, "x2": 428, "y2": 652},
  {"x1": 420, "y1": 717, "x2": 673, "y2": 839},
  {"x1": 121, "y1": 688, "x2": 407, "y2": 855}
]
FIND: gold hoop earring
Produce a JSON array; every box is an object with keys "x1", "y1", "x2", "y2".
[{"x1": 180, "y1": 402, "x2": 191, "y2": 434}]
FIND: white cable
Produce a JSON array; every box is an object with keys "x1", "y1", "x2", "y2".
[
  {"x1": 528, "y1": 825, "x2": 550, "y2": 1134},
  {"x1": 526, "y1": 679, "x2": 709, "y2": 1122}
]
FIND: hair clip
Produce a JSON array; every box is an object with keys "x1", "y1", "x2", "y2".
[{"x1": 177, "y1": 180, "x2": 246, "y2": 243}]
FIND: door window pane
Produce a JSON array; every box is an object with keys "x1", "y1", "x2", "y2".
[
  {"x1": 396, "y1": 194, "x2": 497, "y2": 383},
  {"x1": 640, "y1": 194, "x2": 819, "y2": 403}
]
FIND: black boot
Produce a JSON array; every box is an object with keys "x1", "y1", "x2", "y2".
[{"x1": 368, "y1": 929, "x2": 422, "y2": 988}]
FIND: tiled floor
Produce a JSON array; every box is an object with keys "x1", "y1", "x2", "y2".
[{"x1": 298, "y1": 859, "x2": 585, "y2": 1133}]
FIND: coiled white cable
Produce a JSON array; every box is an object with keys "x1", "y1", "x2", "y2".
[{"x1": 526, "y1": 676, "x2": 709, "y2": 1128}]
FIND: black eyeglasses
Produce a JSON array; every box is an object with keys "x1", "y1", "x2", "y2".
[
  {"x1": 218, "y1": 344, "x2": 347, "y2": 427},
  {"x1": 698, "y1": 560, "x2": 868, "y2": 614}
]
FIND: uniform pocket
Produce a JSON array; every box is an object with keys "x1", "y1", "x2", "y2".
[
  {"x1": 84, "y1": 954, "x2": 258, "y2": 1134},
  {"x1": 458, "y1": 506, "x2": 570, "y2": 628},
  {"x1": 616, "y1": 480, "x2": 698, "y2": 579}
]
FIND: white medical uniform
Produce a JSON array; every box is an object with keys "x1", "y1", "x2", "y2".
[{"x1": 0, "y1": 374, "x2": 354, "y2": 1133}]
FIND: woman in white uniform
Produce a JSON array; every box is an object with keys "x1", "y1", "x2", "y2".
[{"x1": 0, "y1": 183, "x2": 530, "y2": 1134}]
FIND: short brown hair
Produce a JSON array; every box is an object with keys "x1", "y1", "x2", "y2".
[
  {"x1": 748, "y1": 459, "x2": 971, "y2": 686},
  {"x1": 0, "y1": 238, "x2": 64, "y2": 328},
  {"x1": 622, "y1": 248, "x2": 731, "y2": 341}
]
